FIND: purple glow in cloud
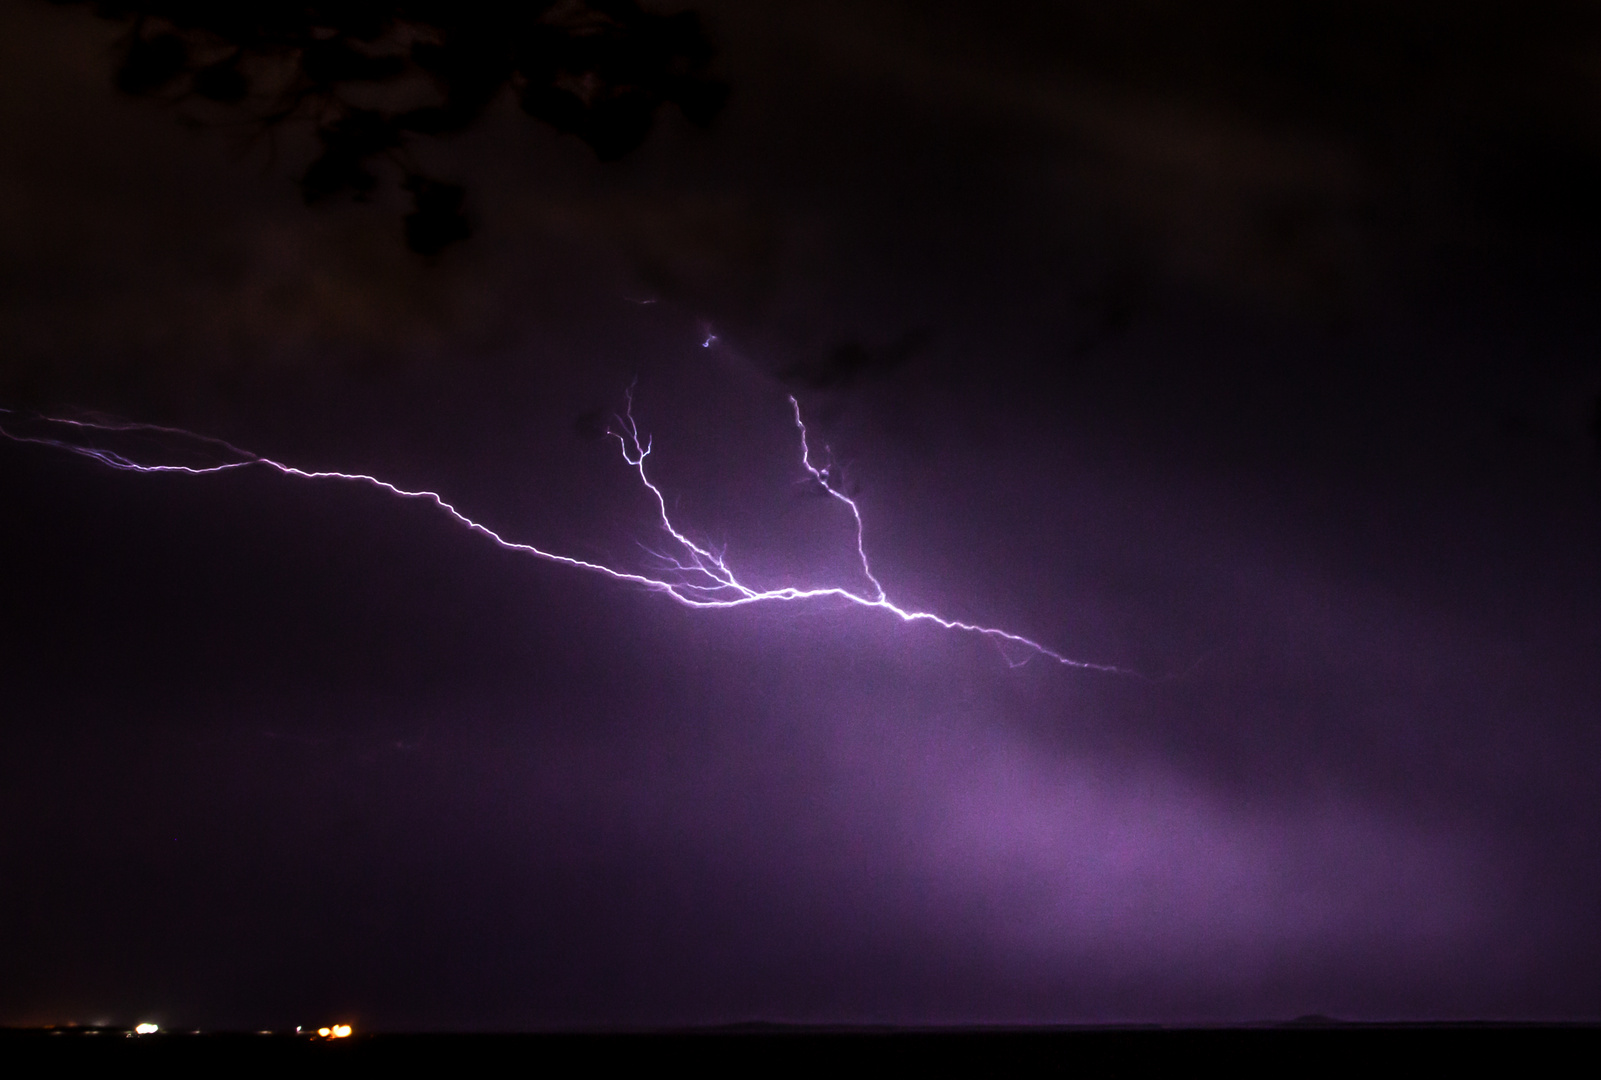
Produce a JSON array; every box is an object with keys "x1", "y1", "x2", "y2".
[{"x1": 0, "y1": 394, "x2": 1128, "y2": 673}]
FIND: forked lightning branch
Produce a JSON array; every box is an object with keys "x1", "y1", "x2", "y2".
[{"x1": 0, "y1": 391, "x2": 1127, "y2": 673}]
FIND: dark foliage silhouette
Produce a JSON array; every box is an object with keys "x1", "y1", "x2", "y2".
[{"x1": 57, "y1": 1, "x2": 727, "y2": 254}]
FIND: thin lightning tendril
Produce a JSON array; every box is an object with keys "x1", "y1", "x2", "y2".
[{"x1": 0, "y1": 396, "x2": 1129, "y2": 673}]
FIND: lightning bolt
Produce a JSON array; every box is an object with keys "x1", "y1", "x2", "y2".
[{"x1": 0, "y1": 393, "x2": 1128, "y2": 673}]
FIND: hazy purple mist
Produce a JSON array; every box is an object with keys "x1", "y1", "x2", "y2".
[{"x1": 2, "y1": 0, "x2": 1600, "y2": 1029}]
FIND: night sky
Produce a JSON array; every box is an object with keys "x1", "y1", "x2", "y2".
[{"x1": 3, "y1": 1, "x2": 1601, "y2": 1029}]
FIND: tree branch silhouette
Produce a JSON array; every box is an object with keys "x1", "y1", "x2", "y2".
[{"x1": 56, "y1": 1, "x2": 727, "y2": 254}]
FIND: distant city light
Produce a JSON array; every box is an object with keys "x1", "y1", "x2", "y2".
[
  {"x1": 315, "y1": 1024, "x2": 353, "y2": 1039},
  {"x1": 134, "y1": 1023, "x2": 159, "y2": 1035}
]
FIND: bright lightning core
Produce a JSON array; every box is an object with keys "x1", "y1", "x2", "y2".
[{"x1": 0, "y1": 392, "x2": 1126, "y2": 673}]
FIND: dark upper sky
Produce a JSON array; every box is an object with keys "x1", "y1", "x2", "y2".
[{"x1": 2, "y1": 0, "x2": 1601, "y2": 1028}]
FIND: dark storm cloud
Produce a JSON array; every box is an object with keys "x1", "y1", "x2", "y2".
[
  {"x1": 778, "y1": 329, "x2": 928, "y2": 390},
  {"x1": 11, "y1": 0, "x2": 1601, "y2": 393}
]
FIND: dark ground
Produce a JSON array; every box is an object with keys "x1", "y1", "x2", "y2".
[{"x1": 2, "y1": 1024, "x2": 1595, "y2": 1073}]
